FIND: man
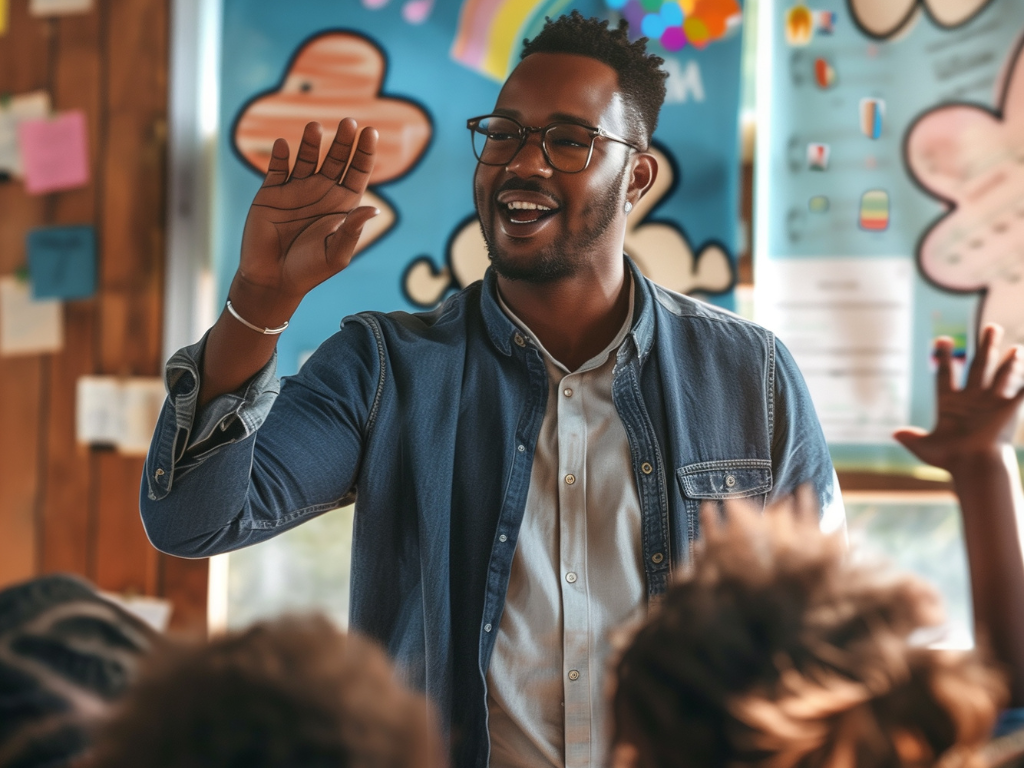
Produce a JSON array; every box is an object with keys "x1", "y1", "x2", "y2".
[{"x1": 141, "y1": 13, "x2": 841, "y2": 768}]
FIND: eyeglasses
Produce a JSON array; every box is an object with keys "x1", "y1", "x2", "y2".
[{"x1": 467, "y1": 114, "x2": 642, "y2": 174}]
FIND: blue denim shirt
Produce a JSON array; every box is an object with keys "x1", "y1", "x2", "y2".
[{"x1": 141, "y1": 259, "x2": 840, "y2": 767}]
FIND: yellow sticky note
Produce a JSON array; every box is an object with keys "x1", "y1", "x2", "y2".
[{"x1": 0, "y1": 0, "x2": 9, "y2": 36}]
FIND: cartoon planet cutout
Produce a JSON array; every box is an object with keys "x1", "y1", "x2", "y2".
[{"x1": 234, "y1": 33, "x2": 431, "y2": 185}]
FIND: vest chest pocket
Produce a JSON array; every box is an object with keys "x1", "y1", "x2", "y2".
[{"x1": 677, "y1": 459, "x2": 773, "y2": 500}]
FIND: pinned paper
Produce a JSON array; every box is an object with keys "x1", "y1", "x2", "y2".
[
  {"x1": 785, "y1": 5, "x2": 813, "y2": 46},
  {"x1": 859, "y1": 189, "x2": 890, "y2": 231},
  {"x1": 18, "y1": 110, "x2": 89, "y2": 194},
  {"x1": 0, "y1": 91, "x2": 51, "y2": 179},
  {"x1": 27, "y1": 225, "x2": 96, "y2": 300},
  {"x1": 807, "y1": 143, "x2": 830, "y2": 170},
  {"x1": 30, "y1": 0, "x2": 92, "y2": 15},
  {"x1": 860, "y1": 98, "x2": 885, "y2": 140},
  {"x1": 0, "y1": 275, "x2": 63, "y2": 356},
  {"x1": 77, "y1": 376, "x2": 165, "y2": 455}
]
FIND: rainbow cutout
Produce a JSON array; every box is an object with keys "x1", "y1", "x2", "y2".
[
  {"x1": 859, "y1": 190, "x2": 890, "y2": 231},
  {"x1": 451, "y1": 0, "x2": 576, "y2": 81}
]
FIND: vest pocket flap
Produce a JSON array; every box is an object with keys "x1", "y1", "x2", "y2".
[{"x1": 677, "y1": 460, "x2": 773, "y2": 499}]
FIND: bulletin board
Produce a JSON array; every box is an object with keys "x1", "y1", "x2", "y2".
[
  {"x1": 755, "y1": 0, "x2": 1024, "y2": 472},
  {"x1": 213, "y1": 0, "x2": 748, "y2": 376}
]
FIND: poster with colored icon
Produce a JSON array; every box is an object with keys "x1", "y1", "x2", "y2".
[
  {"x1": 215, "y1": 0, "x2": 746, "y2": 376},
  {"x1": 754, "y1": 0, "x2": 1024, "y2": 468}
]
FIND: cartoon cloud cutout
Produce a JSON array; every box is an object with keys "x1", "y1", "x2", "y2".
[
  {"x1": 234, "y1": 32, "x2": 432, "y2": 254},
  {"x1": 846, "y1": 0, "x2": 994, "y2": 39},
  {"x1": 906, "y1": 36, "x2": 1024, "y2": 347},
  {"x1": 403, "y1": 144, "x2": 734, "y2": 306}
]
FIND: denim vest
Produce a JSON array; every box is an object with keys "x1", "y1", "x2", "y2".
[{"x1": 141, "y1": 259, "x2": 840, "y2": 768}]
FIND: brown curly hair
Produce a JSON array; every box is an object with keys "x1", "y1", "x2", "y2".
[
  {"x1": 612, "y1": 503, "x2": 1006, "y2": 768},
  {"x1": 89, "y1": 615, "x2": 443, "y2": 768}
]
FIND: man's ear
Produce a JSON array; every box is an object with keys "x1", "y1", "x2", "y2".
[
  {"x1": 610, "y1": 741, "x2": 642, "y2": 768},
  {"x1": 626, "y1": 152, "x2": 658, "y2": 210}
]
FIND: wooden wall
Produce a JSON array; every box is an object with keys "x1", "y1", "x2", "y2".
[{"x1": 0, "y1": 0, "x2": 207, "y2": 635}]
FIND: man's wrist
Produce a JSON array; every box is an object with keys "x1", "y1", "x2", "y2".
[{"x1": 228, "y1": 274, "x2": 302, "y2": 330}]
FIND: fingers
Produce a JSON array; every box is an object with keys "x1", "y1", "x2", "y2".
[
  {"x1": 291, "y1": 122, "x2": 324, "y2": 179},
  {"x1": 326, "y1": 206, "x2": 380, "y2": 268},
  {"x1": 340, "y1": 127, "x2": 378, "y2": 196},
  {"x1": 966, "y1": 323, "x2": 1003, "y2": 390},
  {"x1": 261, "y1": 138, "x2": 291, "y2": 187},
  {"x1": 992, "y1": 345, "x2": 1024, "y2": 399},
  {"x1": 933, "y1": 336, "x2": 955, "y2": 396},
  {"x1": 319, "y1": 119, "x2": 358, "y2": 181},
  {"x1": 893, "y1": 426, "x2": 927, "y2": 451}
]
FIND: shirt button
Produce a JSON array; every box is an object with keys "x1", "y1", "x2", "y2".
[
  {"x1": 564, "y1": 474, "x2": 576, "y2": 485},
  {"x1": 484, "y1": 623, "x2": 492, "y2": 632},
  {"x1": 499, "y1": 534, "x2": 507, "y2": 543},
  {"x1": 641, "y1": 462, "x2": 653, "y2": 475},
  {"x1": 651, "y1": 552, "x2": 665, "y2": 564},
  {"x1": 725, "y1": 474, "x2": 737, "y2": 488},
  {"x1": 563, "y1": 387, "x2": 573, "y2": 397},
  {"x1": 155, "y1": 468, "x2": 165, "y2": 479},
  {"x1": 568, "y1": 670, "x2": 580, "y2": 681},
  {"x1": 565, "y1": 572, "x2": 577, "y2": 583},
  {"x1": 513, "y1": 333, "x2": 526, "y2": 347},
  {"x1": 517, "y1": 444, "x2": 525, "y2": 452}
]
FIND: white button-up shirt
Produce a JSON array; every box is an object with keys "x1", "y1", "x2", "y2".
[{"x1": 487, "y1": 283, "x2": 645, "y2": 768}]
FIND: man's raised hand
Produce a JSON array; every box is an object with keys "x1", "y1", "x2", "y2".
[
  {"x1": 894, "y1": 324, "x2": 1024, "y2": 470},
  {"x1": 238, "y1": 119, "x2": 379, "y2": 304}
]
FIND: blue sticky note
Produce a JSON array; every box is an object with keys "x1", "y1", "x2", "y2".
[{"x1": 27, "y1": 225, "x2": 97, "y2": 300}]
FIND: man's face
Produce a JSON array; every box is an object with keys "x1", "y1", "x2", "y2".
[{"x1": 473, "y1": 53, "x2": 636, "y2": 283}]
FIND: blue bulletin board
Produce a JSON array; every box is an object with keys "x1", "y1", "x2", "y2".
[
  {"x1": 214, "y1": 0, "x2": 747, "y2": 376},
  {"x1": 755, "y1": 0, "x2": 1024, "y2": 472}
]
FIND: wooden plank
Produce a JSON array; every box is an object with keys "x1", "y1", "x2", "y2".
[
  {"x1": 0, "y1": 1, "x2": 52, "y2": 589},
  {"x1": 162, "y1": 556, "x2": 209, "y2": 637},
  {"x1": 38, "y1": 10, "x2": 103, "y2": 578},
  {"x1": 93, "y1": 452, "x2": 158, "y2": 595}
]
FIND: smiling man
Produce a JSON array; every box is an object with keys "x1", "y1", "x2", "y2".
[{"x1": 141, "y1": 13, "x2": 841, "y2": 768}]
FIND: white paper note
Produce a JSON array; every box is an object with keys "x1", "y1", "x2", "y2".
[
  {"x1": 756, "y1": 257, "x2": 914, "y2": 444},
  {"x1": 29, "y1": 0, "x2": 92, "y2": 15},
  {"x1": 0, "y1": 91, "x2": 51, "y2": 178},
  {"x1": 0, "y1": 275, "x2": 63, "y2": 355},
  {"x1": 77, "y1": 375, "x2": 165, "y2": 453}
]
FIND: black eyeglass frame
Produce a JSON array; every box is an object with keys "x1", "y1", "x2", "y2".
[{"x1": 466, "y1": 114, "x2": 644, "y2": 174}]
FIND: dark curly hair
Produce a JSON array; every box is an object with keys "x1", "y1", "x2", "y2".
[
  {"x1": 612, "y1": 503, "x2": 1005, "y2": 768},
  {"x1": 90, "y1": 615, "x2": 442, "y2": 768},
  {"x1": 520, "y1": 11, "x2": 667, "y2": 147}
]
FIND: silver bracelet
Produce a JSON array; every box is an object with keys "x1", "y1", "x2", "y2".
[{"x1": 225, "y1": 299, "x2": 289, "y2": 335}]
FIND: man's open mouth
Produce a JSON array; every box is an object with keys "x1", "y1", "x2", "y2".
[{"x1": 503, "y1": 200, "x2": 558, "y2": 224}]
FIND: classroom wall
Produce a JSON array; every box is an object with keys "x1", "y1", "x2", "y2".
[{"x1": 0, "y1": 0, "x2": 207, "y2": 634}]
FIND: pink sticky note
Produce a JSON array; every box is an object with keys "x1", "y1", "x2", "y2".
[{"x1": 17, "y1": 111, "x2": 89, "y2": 194}]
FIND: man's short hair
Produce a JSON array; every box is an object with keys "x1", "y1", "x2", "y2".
[
  {"x1": 520, "y1": 11, "x2": 668, "y2": 147},
  {"x1": 91, "y1": 615, "x2": 442, "y2": 768},
  {"x1": 612, "y1": 504, "x2": 1005, "y2": 768}
]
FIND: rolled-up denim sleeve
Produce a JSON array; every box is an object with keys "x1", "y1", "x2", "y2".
[
  {"x1": 139, "y1": 316, "x2": 384, "y2": 558},
  {"x1": 142, "y1": 331, "x2": 280, "y2": 504},
  {"x1": 768, "y1": 336, "x2": 846, "y2": 532}
]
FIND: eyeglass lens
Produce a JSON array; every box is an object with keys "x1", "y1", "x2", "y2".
[{"x1": 471, "y1": 116, "x2": 594, "y2": 173}]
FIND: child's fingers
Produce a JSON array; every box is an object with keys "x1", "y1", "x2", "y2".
[
  {"x1": 966, "y1": 324, "x2": 1002, "y2": 390},
  {"x1": 933, "y1": 336, "x2": 955, "y2": 395},
  {"x1": 993, "y1": 346, "x2": 1024, "y2": 399}
]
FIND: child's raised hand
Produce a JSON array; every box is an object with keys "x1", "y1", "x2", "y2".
[{"x1": 894, "y1": 324, "x2": 1024, "y2": 471}]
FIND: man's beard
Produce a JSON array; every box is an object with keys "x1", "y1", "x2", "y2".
[{"x1": 483, "y1": 167, "x2": 626, "y2": 284}]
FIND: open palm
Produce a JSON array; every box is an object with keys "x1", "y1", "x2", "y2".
[
  {"x1": 894, "y1": 325, "x2": 1024, "y2": 470},
  {"x1": 238, "y1": 119, "x2": 379, "y2": 300}
]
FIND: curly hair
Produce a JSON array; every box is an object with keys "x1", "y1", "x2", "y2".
[
  {"x1": 520, "y1": 11, "x2": 668, "y2": 147},
  {"x1": 90, "y1": 615, "x2": 442, "y2": 768},
  {"x1": 612, "y1": 504, "x2": 1006, "y2": 768}
]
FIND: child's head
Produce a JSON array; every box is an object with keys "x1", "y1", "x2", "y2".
[
  {"x1": 611, "y1": 502, "x2": 1005, "y2": 768},
  {"x1": 91, "y1": 615, "x2": 443, "y2": 768}
]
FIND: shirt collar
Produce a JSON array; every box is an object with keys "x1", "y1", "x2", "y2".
[{"x1": 480, "y1": 256, "x2": 655, "y2": 361}]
